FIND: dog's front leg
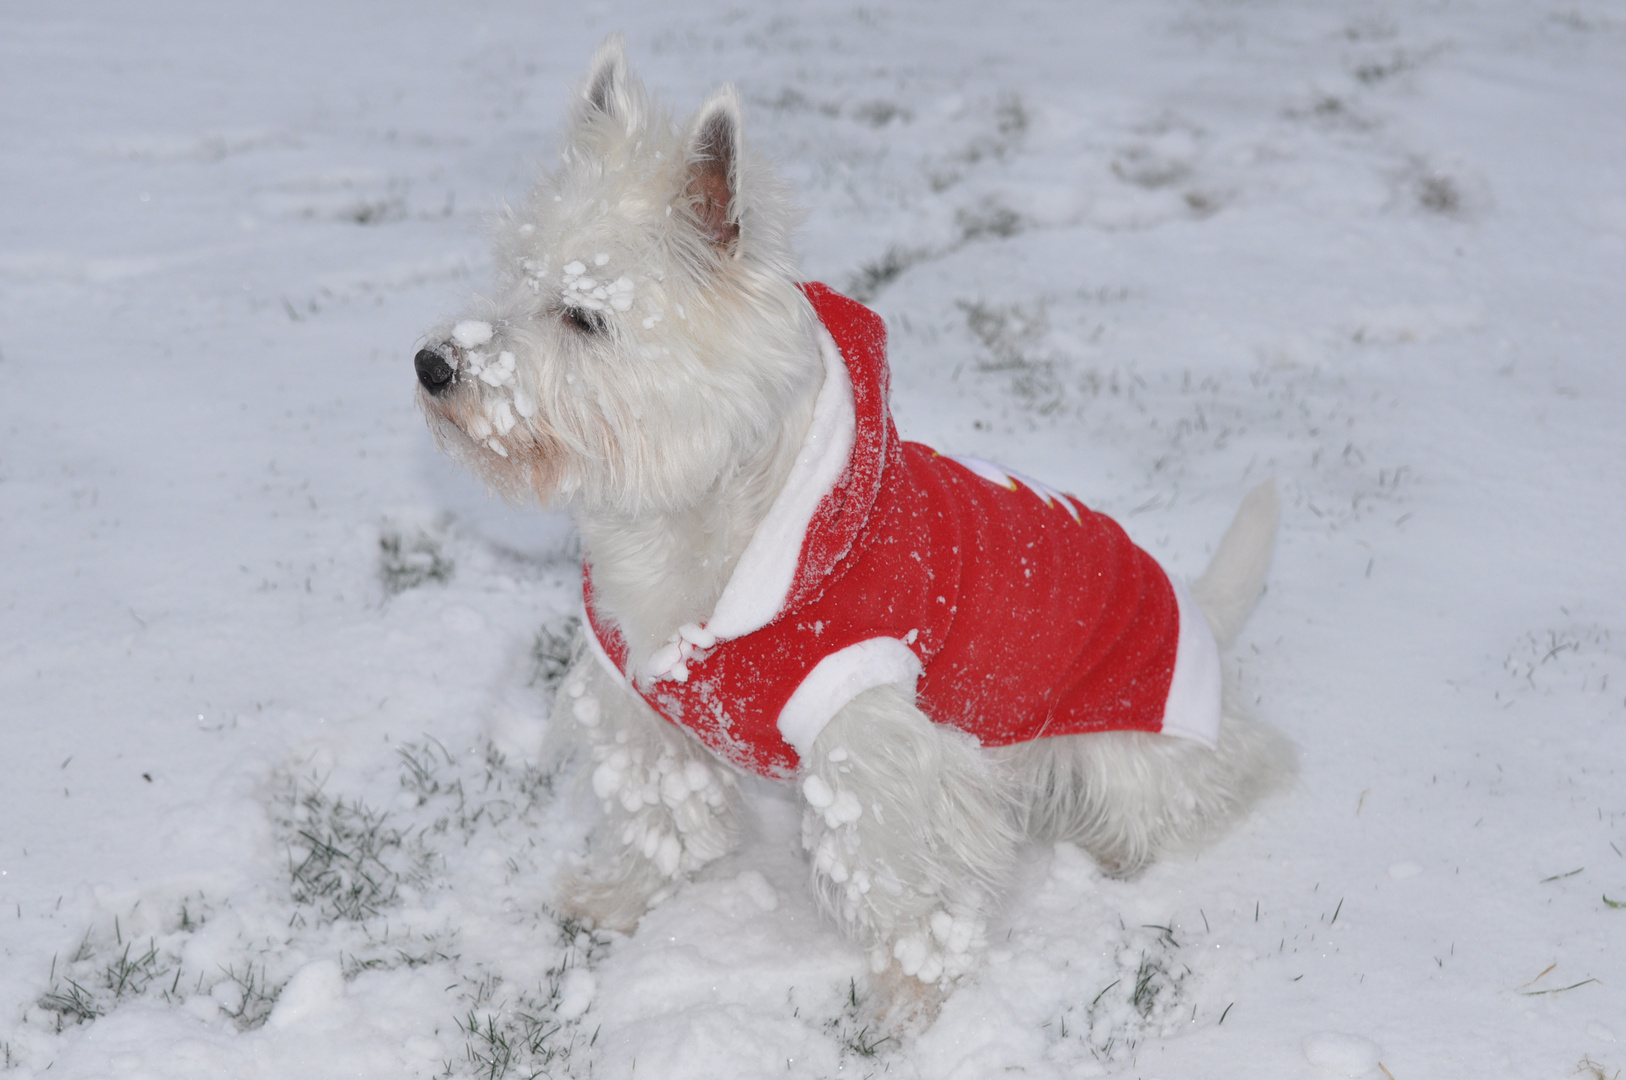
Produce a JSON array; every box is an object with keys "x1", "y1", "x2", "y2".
[
  {"x1": 552, "y1": 650, "x2": 742, "y2": 931},
  {"x1": 800, "y1": 684, "x2": 1019, "y2": 1025}
]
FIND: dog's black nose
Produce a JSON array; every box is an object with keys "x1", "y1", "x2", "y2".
[{"x1": 415, "y1": 348, "x2": 455, "y2": 395}]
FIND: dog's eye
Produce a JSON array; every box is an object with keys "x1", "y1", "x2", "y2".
[{"x1": 563, "y1": 306, "x2": 608, "y2": 335}]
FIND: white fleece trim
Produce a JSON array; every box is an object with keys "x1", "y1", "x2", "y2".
[
  {"x1": 706, "y1": 325, "x2": 856, "y2": 640},
  {"x1": 777, "y1": 637, "x2": 924, "y2": 758},
  {"x1": 1158, "y1": 574, "x2": 1221, "y2": 748}
]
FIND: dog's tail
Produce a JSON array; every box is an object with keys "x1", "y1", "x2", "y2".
[{"x1": 1190, "y1": 479, "x2": 1279, "y2": 651}]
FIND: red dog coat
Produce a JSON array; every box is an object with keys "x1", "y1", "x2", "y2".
[{"x1": 585, "y1": 283, "x2": 1219, "y2": 780}]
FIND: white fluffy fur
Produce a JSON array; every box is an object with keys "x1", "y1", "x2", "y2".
[
  {"x1": 548, "y1": 643, "x2": 742, "y2": 932},
  {"x1": 416, "y1": 36, "x2": 1294, "y2": 1028}
]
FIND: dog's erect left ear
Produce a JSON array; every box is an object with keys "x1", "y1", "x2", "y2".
[
  {"x1": 683, "y1": 86, "x2": 744, "y2": 254},
  {"x1": 580, "y1": 33, "x2": 633, "y2": 127}
]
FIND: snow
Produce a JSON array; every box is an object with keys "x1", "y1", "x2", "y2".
[
  {"x1": 1303, "y1": 1031, "x2": 1383, "y2": 1076},
  {"x1": 801, "y1": 774, "x2": 836, "y2": 810},
  {"x1": 451, "y1": 321, "x2": 493, "y2": 349},
  {"x1": 554, "y1": 969, "x2": 595, "y2": 1021},
  {"x1": 3, "y1": 1, "x2": 1625, "y2": 1078},
  {"x1": 561, "y1": 260, "x2": 632, "y2": 312},
  {"x1": 267, "y1": 960, "x2": 346, "y2": 1031}
]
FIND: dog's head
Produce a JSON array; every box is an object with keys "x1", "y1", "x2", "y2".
[{"x1": 414, "y1": 35, "x2": 819, "y2": 514}]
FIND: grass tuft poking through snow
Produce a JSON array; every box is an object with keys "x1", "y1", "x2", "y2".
[
  {"x1": 37, "y1": 916, "x2": 181, "y2": 1032},
  {"x1": 530, "y1": 615, "x2": 581, "y2": 693},
  {"x1": 846, "y1": 246, "x2": 928, "y2": 304},
  {"x1": 214, "y1": 963, "x2": 283, "y2": 1030},
  {"x1": 15, "y1": 740, "x2": 584, "y2": 1069},
  {"x1": 960, "y1": 298, "x2": 1063, "y2": 413},
  {"x1": 1043, "y1": 922, "x2": 1197, "y2": 1070},
  {"x1": 1577, "y1": 1056, "x2": 1622, "y2": 1080},
  {"x1": 282, "y1": 783, "x2": 429, "y2": 925},
  {"x1": 822, "y1": 977, "x2": 896, "y2": 1064},
  {"x1": 449, "y1": 918, "x2": 607, "y2": 1080},
  {"x1": 379, "y1": 519, "x2": 457, "y2": 594},
  {"x1": 30, "y1": 897, "x2": 288, "y2": 1035}
]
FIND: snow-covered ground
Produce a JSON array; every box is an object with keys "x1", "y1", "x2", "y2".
[{"x1": 3, "y1": 1, "x2": 1624, "y2": 1076}]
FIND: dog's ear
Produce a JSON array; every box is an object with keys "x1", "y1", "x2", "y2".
[
  {"x1": 580, "y1": 33, "x2": 632, "y2": 125},
  {"x1": 683, "y1": 86, "x2": 743, "y2": 254}
]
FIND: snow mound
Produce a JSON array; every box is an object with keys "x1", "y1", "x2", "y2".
[{"x1": 1303, "y1": 1031, "x2": 1382, "y2": 1076}]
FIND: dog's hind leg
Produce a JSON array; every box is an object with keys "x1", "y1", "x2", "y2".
[
  {"x1": 800, "y1": 684, "x2": 1020, "y2": 1025},
  {"x1": 1003, "y1": 479, "x2": 1293, "y2": 875},
  {"x1": 549, "y1": 643, "x2": 742, "y2": 931},
  {"x1": 1002, "y1": 713, "x2": 1295, "y2": 878}
]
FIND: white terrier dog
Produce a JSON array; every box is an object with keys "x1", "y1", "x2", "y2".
[{"x1": 414, "y1": 36, "x2": 1293, "y2": 1023}]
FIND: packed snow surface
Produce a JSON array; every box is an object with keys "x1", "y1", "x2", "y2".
[
  {"x1": 1303, "y1": 1030, "x2": 1383, "y2": 1076},
  {"x1": 3, "y1": 1, "x2": 1625, "y2": 1077}
]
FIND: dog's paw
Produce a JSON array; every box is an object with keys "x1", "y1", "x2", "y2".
[
  {"x1": 862, "y1": 910, "x2": 986, "y2": 1034},
  {"x1": 870, "y1": 963, "x2": 950, "y2": 1035},
  {"x1": 554, "y1": 859, "x2": 670, "y2": 934},
  {"x1": 1089, "y1": 845, "x2": 1153, "y2": 880}
]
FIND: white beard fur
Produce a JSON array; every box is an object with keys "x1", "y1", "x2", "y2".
[{"x1": 416, "y1": 34, "x2": 1294, "y2": 1031}]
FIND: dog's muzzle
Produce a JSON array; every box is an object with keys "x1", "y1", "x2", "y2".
[{"x1": 415, "y1": 348, "x2": 456, "y2": 395}]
